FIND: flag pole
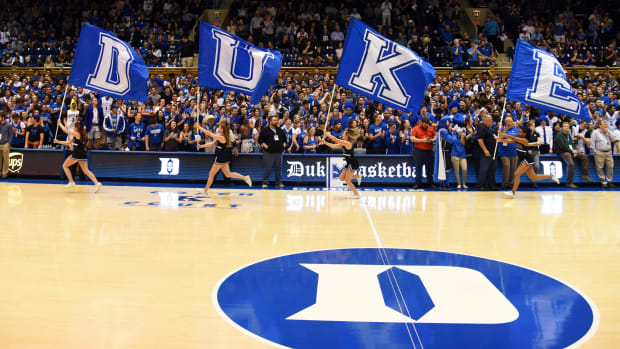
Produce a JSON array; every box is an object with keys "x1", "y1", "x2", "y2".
[
  {"x1": 196, "y1": 86, "x2": 201, "y2": 122},
  {"x1": 323, "y1": 83, "x2": 338, "y2": 132},
  {"x1": 54, "y1": 83, "x2": 70, "y2": 142},
  {"x1": 492, "y1": 98, "x2": 508, "y2": 161}
]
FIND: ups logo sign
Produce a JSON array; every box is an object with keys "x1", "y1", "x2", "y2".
[{"x1": 9, "y1": 152, "x2": 23, "y2": 173}]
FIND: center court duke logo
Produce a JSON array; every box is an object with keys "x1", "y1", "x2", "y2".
[{"x1": 214, "y1": 248, "x2": 598, "y2": 348}]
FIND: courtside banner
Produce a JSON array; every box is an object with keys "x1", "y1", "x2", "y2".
[
  {"x1": 7, "y1": 149, "x2": 64, "y2": 177},
  {"x1": 12, "y1": 150, "x2": 618, "y2": 185}
]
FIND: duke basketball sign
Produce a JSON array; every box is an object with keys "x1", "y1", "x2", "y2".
[
  {"x1": 214, "y1": 248, "x2": 598, "y2": 348},
  {"x1": 68, "y1": 23, "x2": 149, "y2": 102}
]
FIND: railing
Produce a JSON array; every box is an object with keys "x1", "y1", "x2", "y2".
[{"x1": 0, "y1": 66, "x2": 617, "y2": 80}]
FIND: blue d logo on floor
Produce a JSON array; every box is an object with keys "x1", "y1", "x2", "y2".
[{"x1": 214, "y1": 248, "x2": 598, "y2": 348}]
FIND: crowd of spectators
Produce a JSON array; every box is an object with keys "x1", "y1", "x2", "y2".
[
  {"x1": 1, "y1": 0, "x2": 204, "y2": 68},
  {"x1": 1, "y1": 1, "x2": 618, "y2": 68},
  {"x1": 0, "y1": 1, "x2": 619, "y2": 187},
  {"x1": 1, "y1": 64, "x2": 618, "y2": 186}
]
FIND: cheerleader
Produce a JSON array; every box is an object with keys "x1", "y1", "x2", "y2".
[
  {"x1": 197, "y1": 118, "x2": 252, "y2": 194},
  {"x1": 499, "y1": 122, "x2": 559, "y2": 199},
  {"x1": 322, "y1": 130, "x2": 363, "y2": 199},
  {"x1": 53, "y1": 120, "x2": 102, "y2": 192}
]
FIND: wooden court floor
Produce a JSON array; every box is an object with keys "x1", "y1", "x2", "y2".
[{"x1": 0, "y1": 182, "x2": 618, "y2": 348}]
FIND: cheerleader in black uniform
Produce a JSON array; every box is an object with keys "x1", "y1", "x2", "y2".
[
  {"x1": 322, "y1": 131, "x2": 363, "y2": 199},
  {"x1": 198, "y1": 118, "x2": 252, "y2": 194},
  {"x1": 54, "y1": 120, "x2": 103, "y2": 192},
  {"x1": 498, "y1": 121, "x2": 559, "y2": 199}
]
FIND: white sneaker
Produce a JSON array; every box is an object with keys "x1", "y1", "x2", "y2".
[
  {"x1": 350, "y1": 193, "x2": 361, "y2": 199},
  {"x1": 457, "y1": 185, "x2": 462, "y2": 189},
  {"x1": 94, "y1": 183, "x2": 103, "y2": 193},
  {"x1": 64, "y1": 182, "x2": 76, "y2": 188},
  {"x1": 503, "y1": 191, "x2": 515, "y2": 199},
  {"x1": 463, "y1": 184, "x2": 469, "y2": 189},
  {"x1": 245, "y1": 175, "x2": 252, "y2": 187},
  {"x1": 551, "y1": 174, "x2": 560, "y2": 184}
]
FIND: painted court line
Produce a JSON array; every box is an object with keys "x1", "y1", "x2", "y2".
[{"x1": 362, "y1": 203, "x2": 424, "y2": 349}]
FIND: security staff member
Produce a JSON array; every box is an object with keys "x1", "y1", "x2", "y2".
[
  {"x1": 0, "y1": 114, "x2": 14, "y2": 179},
  {"x1": 259, "y1": 116, "x2": 287, "y2": 188}
]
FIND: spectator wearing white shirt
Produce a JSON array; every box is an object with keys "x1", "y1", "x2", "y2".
[
  {"x1": 605, "y1": 105, "x2": 618, "y2": 131},
  {"x1": 535, "y1": 117, "x2": 554, "y2": 154},
  {"x1": 381, "y1": 0, "x2": 392, "y2": 26},
  {"x1": 590, "y1": 120, "x2": 618, "y2": 187},
  {"x1": 100, "y1": 95, "x2": 114, "y2": 117}
]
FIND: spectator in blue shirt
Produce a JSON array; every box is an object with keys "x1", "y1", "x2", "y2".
[
  {"x1": 451, "y1": 39, "x2": 465, "y2": 69},
  {"x1": 385, "y1": 121, "x2": 401, "y2": 154},
  {"x1": 499, "y1": 116, "x2": 519, "y2": 188},
  {"x1": 467, "y1": 42, "x2": 480, "y2": 65},
  {"x1": 145, "y1": 119, "x2": 165, "y2": 151},
  {"x1": 484, "y1": 14, "x2": 503, "y2": 53},
  {"x1": 127, "y1": 113, "x2": 146, "y2": 150},
  {"x1": 368, "y1": 114, "x2": 387, "y2": 154}
]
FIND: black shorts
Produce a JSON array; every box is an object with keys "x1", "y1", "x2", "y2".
[
  {"x1": 518, "y1": 151, "x2": 535, "y2": 166},
  {"x1": 346, "y1": 158, "x2": 360, "y2": 171},
  {"x1": 215, "y1": 150, "x2": 232, "y2": 164}
]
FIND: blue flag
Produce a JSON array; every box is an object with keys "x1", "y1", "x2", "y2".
[
  {"x1": 198, "y1": 21, "x2": 282, "y2": 105},
  {"x1": 68, "y1": 23, "x2": 149, "y2": 102},
  {"x1": 507, "y1": 40, "x2": 591, "y2": 122},
  {"x1": 335, "y1": 18, "x2": 436, "y2": 114}
]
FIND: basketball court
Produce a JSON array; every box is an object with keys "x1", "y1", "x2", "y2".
[{"x1": 1, "y1": 181, "x2": 617, "y2": 348}]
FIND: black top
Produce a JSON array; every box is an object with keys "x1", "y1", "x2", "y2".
[
  {"x1": 26, "y1": 124, "x2": 44, "y2": 142},
  {"x1": 72, "y1": 137, "x2": 88, "y2": 159},
  {"x1": 215, "y1": 140, "x2": 233, "y2": 163},
  {"x1": 258, "y1": 126, "x2": 287, "y2": 153},
  {"x1": 164, "y1": 130, "x2": 179, "y2": 151},
  {"x1": 477, "y1": 124, "x2": 496, "y2": 152},
  {"x1": 343, "y1": 145, "x2": 359, "y2": 169}
]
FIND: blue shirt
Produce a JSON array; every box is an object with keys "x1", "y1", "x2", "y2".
[
  {"x1": 440, "y1": 129, "x2": 466, "y2": 158},
  {"x1": 128, "y1": 122, "x2": 146, "y2": 142},
  {"x1": 400, "y1": 131, "x2": 413, "y2": 154},
  {"x1": 369, "y1": 123, "x2": 388, "y2": 148},
  {"x1": 467, "y1": 47, "x2": 478, "y2": 62},
  {"x1": 146, "y1": 123, "x2": 165, "y2": 145},
  {"x1": 385, "y1": 130, "x2": 401, "y2": 154},
  {"x1": 484, "y1": 20, "x2": 500, "y2": 35},
  {"x1": 303, "y1": 136, "x2": 318, "y2": 153},
  {"x1": 499, "y1": 126, "x2": 519, "y2": 157},
  {"x1": 451, "y1": 45, "x2": 464, "y2": 63}
]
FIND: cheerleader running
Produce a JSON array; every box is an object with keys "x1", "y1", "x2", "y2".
[
  {"x1": 198, "y1": 118, "x2": 252, "y2": 194},
  {"x1": 54, "y1": 120, "x2": 102, "y2": 192},
  {"x1": 322, "y1": 132, "x2": 363, "y2": 199},
  {"x1": 499, "y1": 122, "x2": 559, "y2": 199}
]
